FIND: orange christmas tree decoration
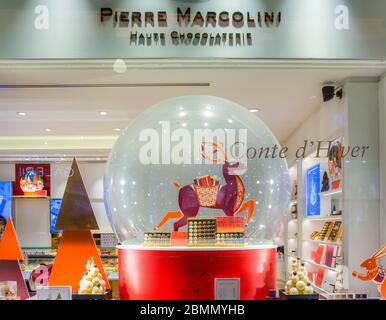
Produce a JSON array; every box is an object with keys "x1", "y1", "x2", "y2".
[
  {"x1": 0, "y1": 218, "x2": 29, "y2": 300},
  {"x1": 0, "y1": 218, "x2": 23, "y2": 260},
  {"x1": 49, "y1": 158, "x2": 110, "y2": 293}
]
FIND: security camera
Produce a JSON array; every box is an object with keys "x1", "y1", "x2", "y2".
[
  {"x1": 322, "y1": 85, "x2": 335, "y2": 102},
  {"x1": 322, "y1": 84, "x2": 343, "y2": 102}
]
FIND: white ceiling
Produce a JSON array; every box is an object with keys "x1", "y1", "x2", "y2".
[{"x1": 0, "y1": 59, "x2": 385, "y2": 158}]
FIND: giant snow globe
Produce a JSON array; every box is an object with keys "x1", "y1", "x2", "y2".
[{"x1": 104, "y1": 95, "x2": 291, "y2": 299}]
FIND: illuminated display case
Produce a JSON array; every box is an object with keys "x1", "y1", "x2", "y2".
[
  {"x1": 104, "y1": 95, "x2": 291, "y2": 299},
  {"x1": 20, "y1": 247, "x2": 118, "y2": 278}
]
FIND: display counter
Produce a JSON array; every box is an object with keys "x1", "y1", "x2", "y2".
[
  {"x1": 118, "y1": 244, "x2": 277, "y2": 300},
  {"x1": 20, "y1": 247, "x2": 118, "y2": 280}
]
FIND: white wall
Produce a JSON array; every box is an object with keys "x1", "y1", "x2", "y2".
[
  {"x1": 14, "y1": 198, "x2": 51, "y2": 247},
  {"x1": 285, "y1": 99, "x2": 344, "y2": 165},
  {"x1": 343, "y1": 80, "x2": 380, "y2": 297},
  {"x1": 0, "y1": 161, "x2": 112, "y2": 247},
  {"x1": 0, "y1": 163, "x2": 15, "y2": 181},
  {"x1": 379, "y1": 73, "x2": 386, "y2": 247}
]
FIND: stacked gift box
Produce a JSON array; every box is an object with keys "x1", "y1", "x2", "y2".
[
  {"x1": 143, "y1": 232, "x2": 171, "y2": 246},
  {"x1": 142, "y1": 217, "x2": 245, "y2": 247},
  {"x1": 193, "y1": 175, "x2": 220, "y2": 187},
  {"x1": 188, "y1": 218, "x2": 217, "y2": 246},
  {"x1": 215, "y1": 216, "x2": 245, "y2": 246},
  {"x1": 187, "y1": 216, "x2": 245, "y2": 247}
]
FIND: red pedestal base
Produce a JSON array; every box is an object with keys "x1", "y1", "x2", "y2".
[{"x1": 118, "y1": 245, "x2": 276, "y2": 300}]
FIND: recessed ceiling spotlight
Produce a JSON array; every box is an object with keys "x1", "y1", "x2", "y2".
[
  {"x1": 309, "y1": 95, "x2": 317, "y2": 100},
  {"x1": 44, "y1": 142, "x2": 48, "y2": 145},
  {"x1": 96, "y1": 157, "x2": 101, "y2": 161},
  {"x1": 249, "y1": 108, "x2": 260, "y2": 113},
  {"x1": 99, "y1": 111, "x2": 108, "y2": 116},
  {"x1": 114, "y1": 128, "x2": 122, "y2": 132},
  {"x1": 17, "y1": 112, "x2": 27, "y2": 116},
  {"x1": 45, "y1": 128, "x2": 52, "y2": 132}
]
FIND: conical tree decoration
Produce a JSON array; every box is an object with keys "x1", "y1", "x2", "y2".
[
  {"x1": 50, "y1": 158, "x2": 110, "y2": 294},
  {"x1": 49, "y1": 230, "x2": 111, "y2": 292},
  {"x1": 0, "y1": 218, "x2": 23, "y2": 260},
  {"x1": 55, "y1": 158, "x2": 98, "y2": 230},
  {"x1": 0, "y1": 218, "x2": 29, "y2": 299}
]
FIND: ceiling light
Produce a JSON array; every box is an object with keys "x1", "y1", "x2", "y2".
[
  {"x1": 45, "y1": 128, "x2": 52, "y2": 132},
  {"x1": 99, "y1": 111, "x2": 108, "y2": 116},
  {"x1": 249, "y1": 108, "x2": 260, "y2": 113},
  {"x1": 114, "y1": 128, "x2": 122, "y2": 132},
  {"x1": 17, "y1": 112, "x2": 27, "y2": 116},
  {"x1": 309, "y1": 95, "x2": 317, "y2": 100},
  {"x1": 96, "y1": 158, "x2": 101, "y2": 161},
  {"x1": 44, "y1": 142, "x2": 48, "y2": 145}
]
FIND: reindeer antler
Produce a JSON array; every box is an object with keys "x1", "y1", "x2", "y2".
[
  {"x1": 372, "y1": 244, "x2": 386, "y2": 259},
  {"x1": 200, "y1": 141, "x2": 228, "y2": 164}
]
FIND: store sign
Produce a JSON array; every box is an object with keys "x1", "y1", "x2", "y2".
[
  {"x1": 306, "y1": 164, "x2": 321, "y2": 217},
  {"x1": 1, "y1": 0, "x2": 385, "y2": 59}
]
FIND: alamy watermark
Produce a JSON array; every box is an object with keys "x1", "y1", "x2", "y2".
[{"x1": 138, "y1": 121, "x2": 370, "y2": 168}]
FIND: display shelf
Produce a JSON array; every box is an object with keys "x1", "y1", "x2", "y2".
[
  {"x1": 21, "y1": 270, "x2": 118, "y2": 281},
  {"x1": 12, "y1": 195, "x2": 50, "y2": 199},
  {"x1": 285, "y1": 164, "x2": 299, "y2": 277},
  {"x1": 303, "y1": 215, "x2": 342, "y2": 221},
  {"x1": 302, "y1": 258, "x2": 338, "y2": 272},
  {"x1": 320, "y1": 189, "x2": 342, "y2": 197},
  {"x1": 302, "y1": 239, "x2": 342, "y2": 246},
  {"x1": 310, "y1": 283, "x2": 331, "y2": 299}
]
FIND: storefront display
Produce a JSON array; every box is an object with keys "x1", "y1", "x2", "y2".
[
  {"x1": 0, "y1": 0, "x2": 385, "y2": 307},
  {"x1": 104, "y1": 95, "x2": 290, "y2": 299}
]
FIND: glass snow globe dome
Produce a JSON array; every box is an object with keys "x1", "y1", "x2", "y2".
[{"x1": 104, "y1": 95, "x2": 291, "y2": 245}]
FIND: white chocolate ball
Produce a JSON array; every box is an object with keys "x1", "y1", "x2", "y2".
[
  {"x1": 296, "y1": 280, "x2": 306, "y2": 292},
  {"x1": 286, "y1": 280, "x2": 293, "y2": 288},
  {"x1": 84, "y1": 281, "x2": 93, "y2": 290},
  {"x1": 78, "y1": 287, "x2": 87, "y2": 294},
  {"x1": 289, "y1": 287, "x2": 299, "y2": 295},
  {"x1": 304, "y1": 285, "x2": 314, "y2": 294}
]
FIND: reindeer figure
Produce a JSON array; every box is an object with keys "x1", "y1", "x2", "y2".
[
  {"x1": 155, "y1": 142, "x2": 255, "y2": 231},
  {"x1": 352, "y1": 244, "x2": 386, "y2": 299}
]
